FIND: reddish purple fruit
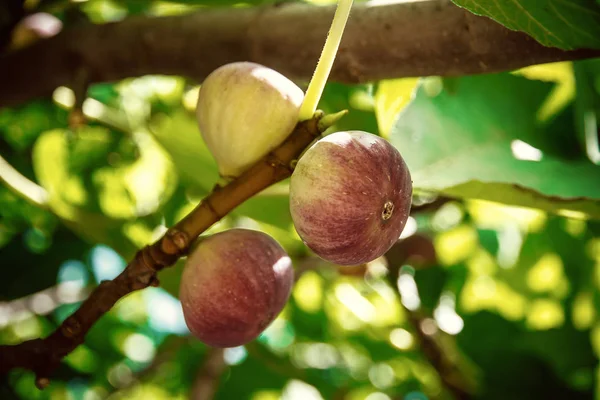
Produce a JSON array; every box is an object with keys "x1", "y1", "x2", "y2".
[
  {"x1": 289, "y1": 130, "x2": 412, "y2": 266},
  {"x1": 179, "y1": 229, "x2": 294, "y2": 347}
]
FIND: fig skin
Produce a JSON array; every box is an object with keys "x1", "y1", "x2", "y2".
[
  {"x1": 196, "y1": 62, "x2": 304, "y2": 178},
  {"x1": 289, "y1": 130, "x2": 412, "y2": 266},
  {"x1": 179, "y1": 229, "x2": 294, "y2": 348}
]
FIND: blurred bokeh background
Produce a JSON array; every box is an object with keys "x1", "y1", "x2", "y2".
[{"x1": 1, "y1": 0, "x2": 600, "y2": 399}]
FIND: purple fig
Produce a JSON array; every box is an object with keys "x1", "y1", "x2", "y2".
[
  {"x1": 179, "y1": 229, "x2": 294, "y2": 347},
  {"x1": 289, "y1": 130, "x2": 412, "y2": 266}
]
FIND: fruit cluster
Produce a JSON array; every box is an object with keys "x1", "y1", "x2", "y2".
[{"x1": 178, "y1": 61, "x2": 413, "y2": 348}]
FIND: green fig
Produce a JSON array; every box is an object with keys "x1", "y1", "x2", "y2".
[{"x1": 196, "y1": 62, "x2": 304, "y2": 178}]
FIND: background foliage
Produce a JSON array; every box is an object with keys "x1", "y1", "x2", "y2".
[{"x1": 1, "y1": 0, "x2": 600, "y2": 399}]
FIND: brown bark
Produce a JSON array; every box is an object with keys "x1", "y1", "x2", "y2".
[{"x1": 1, "y1": 0, "x2": 598, "y2": 108}]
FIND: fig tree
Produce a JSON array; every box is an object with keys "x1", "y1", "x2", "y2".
[
  {"x1": 289, "y1": 130, "x2": 412, "y2": 266},
  {"x1": 179, "y1": 228, "x2": 294, "y2": 348},
  {"x1": 196, "y1": 62, "x2": 304, "y2": 178}
]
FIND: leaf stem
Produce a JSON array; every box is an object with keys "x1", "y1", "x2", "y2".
[{"x1": 298, "y1": 0, "x2": 354, "y2": 121}]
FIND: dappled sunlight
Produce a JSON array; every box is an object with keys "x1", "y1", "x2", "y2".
[
  {"x1": 389, "y1": 328, "x2": 414, "y2": 350},
  {"x1": 397, "y1": 269, "x2": 421, "y2": 311},
  {"x1": 182, "y1": 86, "x2": 200, "y2": 112},
  {"x1": 572, "y1": 291, "x2": 595, "y2": 330},
  {"x1": 335, "y1": 283, "x2": 377, "y2": 323},
  {"x1": 460, "y1": 276, "x2": 527, "y2": 321},
  {"x1": 291, "y1": 342, "x2": 339, "y2": 369},
  {"x1": 260, "y1": 318, "x2": 296, "y2": 352},
  {"x1": 91, "y1": 244, "x2": 126, "y2": 282},
  {"x1": 364, "y1": 392, "x2": 392, "y2": 400},
  {"x1": 1, "y1": 1, "x2": 597, "y2": 398},
  {"x1": 399, "y1": 216, "x2": 417, "y2": 239},
  {"x1": 434, "y1": 293, "x2": 464, "y2": 335},
  {"x1": 251, "y1": 390, "x2": 282, "y2": 400},
  {"x1": 466, "y1": 248, "x2": 497, "y2": 275},
  {"x1": 65, "y1": 345, "x2": 98, "y2": 374},
  {"x1": 526, "y1": 252, "x2": 568, "y2": 295},
  {"x1": 223, "y1": 346, "x2": 248, "y2": 366},
  {"x1": 526, "y1": 299, "x2": 564, "y2": 330},
  {"x1": 431, "y1": 201, "x2": 464, "y2": 232},
  {"x1": 123, "y1": 333, "x2": 156, "y2": 363},
  {"x1": 511, "y1": 139, "x2": 544, "y2": 161},
  {"x1": 293, "y1": 271, "x2": 324, "y2": 313},
  {"x1": 368, "y1": 362, "x2": 396, "y2": 389},
  {"x1": 282, "y1": 380, "x2": 324, "y2": 400},
  {"x1": 514, "y1": 62, "x2": 575, "y2": 122},
  {"x1": 107, "y1": 362, "x2": 134, "y2": 389},
  {"x1": 434, "y1": 224, "x2": 478, "y2": 265},
  {"x1": 467, "y1": 200, "x2": 547, "y2": 232},
  {"x1": 144, "y1": 288, "x2": 189, "y2": 335},
  {"x1": 496, "y1": 222, "x2": 523, "y2": 269}
]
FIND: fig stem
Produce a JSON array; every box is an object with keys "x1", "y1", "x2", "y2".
[
  {"x1": 298, "y1": 0, "x2": 354, "y2": 121},
  {"x1": 318, "y1": 109, "x2": 349, "y2": 132}
]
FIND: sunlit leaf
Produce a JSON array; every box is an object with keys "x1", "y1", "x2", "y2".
[
  {"x1": 390, "y1": 73, "x2": 600, "y2": 218},
  {"x1": 452, "y1": 0, "x2": 600, "y2": 50}
]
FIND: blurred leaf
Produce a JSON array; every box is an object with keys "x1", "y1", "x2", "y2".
[
  {"x1": 457, "y1": 311, "x2": 591, "y2": 399},
  {"x1": 0, "y1": 99, "x2": 67, "y2": 151},
  {"x1": 149, "y1": 110, "x2": 219, "y2": 193},
  {"x1": 477, "y1": 229, "x2": 499, "y2": 256},
  {"x1": 318, "y1": 83, "x2": 379, "y2": 135},
  {"x1": 414, "y1": 267, "x2": 448, "y2": 311},
  {"x1": 375, "y1": 78, "x2": 419, "y2": 139},
  {"x1": 513, "y1": 62, "x2": 576, "y2": 123},
  {"x1": 31, "y1": 128, "x2": 176, "y2": 257},
  {"x1": 214, "y1": 353, "x2": 289, "y2": 400},
  {"x1": 0, "y1": 227, "x2": 90, "y2": 300},
  {"x1": 451, "y1": 0, "x2": 600, "y2": 50},
  {"x1": 88, "y1": 83, "x2": 121, "y2": 107},
  {"x1": 390, "y1": 73, "x2": 600, "y2": 218},
  {"x1": 573, "y1": 59, "x2": 600, "y2": 164}
]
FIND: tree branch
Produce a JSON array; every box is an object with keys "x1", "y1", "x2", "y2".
[
  {"x1": 0, "y1": 113, "x2": 326, "y2": 386},
  {"x1": 1, "y1": 0, "x2": 599, "y2": 108}
]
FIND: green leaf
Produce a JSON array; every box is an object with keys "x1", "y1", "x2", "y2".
[
  {"x1": 32, "y1": 128, "x2": 176, "y2": 257},
  {"x1": 149, "y1": 110, "x2": 219, "y2": 193},
  {"x1": 452, "y1": 0, "x2": 600, "y2": 50},
  {"x1": 318, "y1": 82, "x2": 379, "y2": 135},
  {"x1": 389, "y1": 73, "x2": 600, "y2": 218},
  {"x1": 573, "y1": 59, "x2": 600, "y2": 164}
]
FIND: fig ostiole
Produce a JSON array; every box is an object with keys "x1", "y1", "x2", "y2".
[
  {"x1": 196, "y1": 62, "x2": 304, "y2": 179},
  {"x1": 179, "y1": 228, "x2": 294, "y2": 348},
  {"x1": 289, "y1": 130, "x2": 413, "y2": 266}
]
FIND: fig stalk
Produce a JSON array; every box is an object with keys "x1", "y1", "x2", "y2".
[{"x1": 298, "y1": 0, "x2": 354, "y2": 121}]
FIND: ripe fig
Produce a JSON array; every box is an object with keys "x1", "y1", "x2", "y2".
[
  {"x1": 179, "y1": 228, "x2": 294, "y2": 348},
  {"x1": 196, "y1": 62, "x2": 304, "y2": 178},
  {"x1": 289, "y1": 130, "x2": 412, "y2": 266}
]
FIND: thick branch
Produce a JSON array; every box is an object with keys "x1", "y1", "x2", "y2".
[
  {"x1": 1, "y1": 0, "x2": 599, "y2": 108},
  {"x1": 0, "y1": 114, "x2": 324, "y2": 385}
]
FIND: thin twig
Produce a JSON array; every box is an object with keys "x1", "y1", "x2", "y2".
[
  {"x1": 190, "y1": 348, "x2": 227, "y2": 400},
  {"x1": 0, "y1": 154, "x2": 48, "y2": 209},
  {"x1": 0, "y1": 112, "x2": 328, "y2": 387}
]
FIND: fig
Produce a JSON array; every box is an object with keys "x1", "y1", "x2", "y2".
[
  {"x1": 196, "y1": 62, "x2": 304, "y2": 178},
  {"x1": 289, "y1": 130, "x2": 412, "y2": 266},
  {"x1": 179, "y1": 228, "x2": 294, "y2": 347}
]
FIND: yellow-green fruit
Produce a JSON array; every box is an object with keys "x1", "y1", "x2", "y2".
[{"x1": 196, "y1": 62, "x2": 304, "y2": 178}]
